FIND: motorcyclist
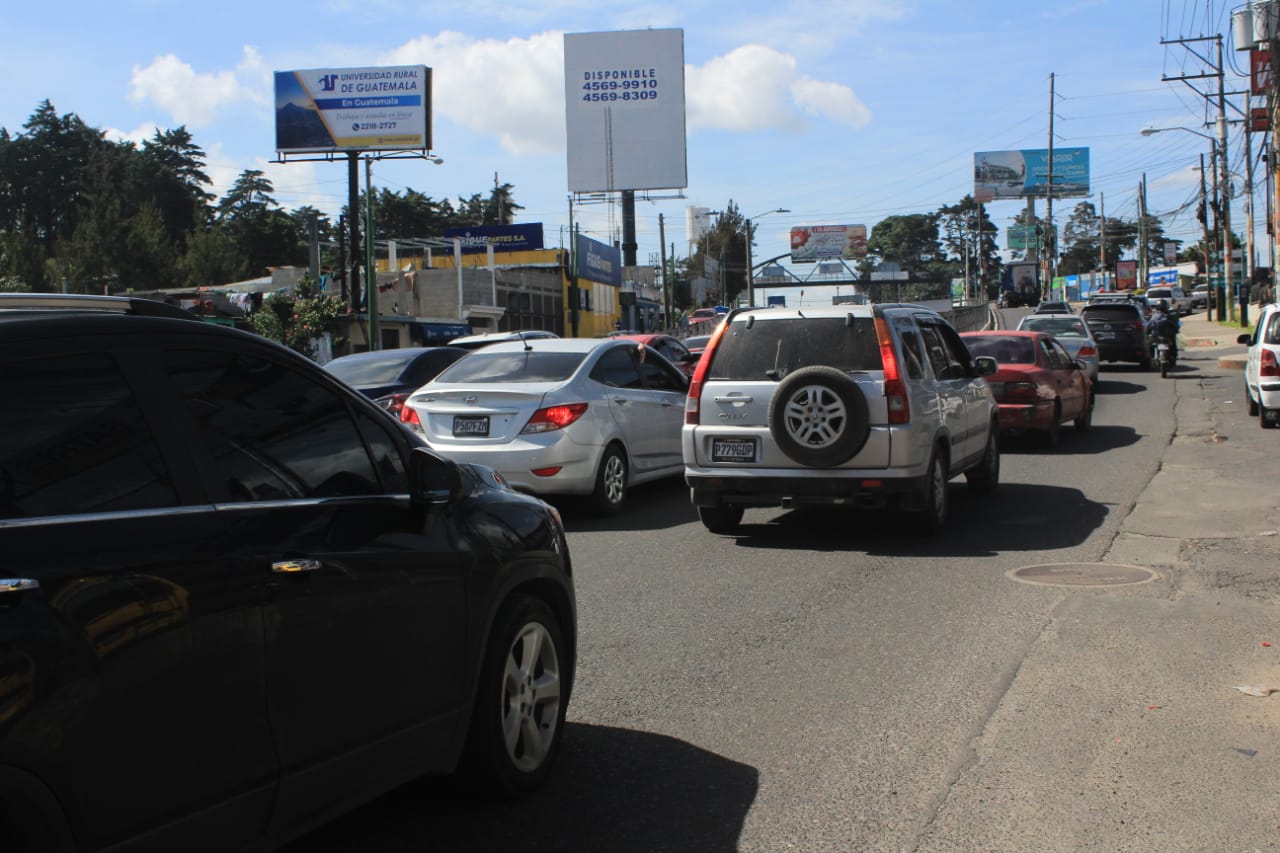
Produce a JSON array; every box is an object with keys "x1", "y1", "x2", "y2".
[{"x1": 1146, "y1": 306, "x2": 1181, "y2": 362}]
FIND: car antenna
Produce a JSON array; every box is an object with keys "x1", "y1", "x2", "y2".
[{"x1": 517, "y1": 330, "x2": 533, "y2": 352}]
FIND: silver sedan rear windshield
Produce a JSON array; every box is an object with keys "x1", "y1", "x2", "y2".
[
  {"x1": 433, "y1": 351, "x2": 586, "y2": 383},
  {"x1": 707, "y1": 317, "x2": 882, "y2": 380}
]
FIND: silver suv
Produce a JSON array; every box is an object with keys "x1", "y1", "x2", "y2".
[{"x1": 683, "y1": 304, "x2": 1000, "y2": 534}]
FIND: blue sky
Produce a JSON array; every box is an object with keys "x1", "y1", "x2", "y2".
[{"x1": 2, "y1": 1, "x2": 1260, "y2": 279}]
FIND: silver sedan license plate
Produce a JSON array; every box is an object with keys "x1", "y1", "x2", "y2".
[
  {"x1": 453, "y1": 415, "x2": 490, "y2": 436},
  {"x1": 712, "y1": 437, "x2": 756, "y2": 462}
]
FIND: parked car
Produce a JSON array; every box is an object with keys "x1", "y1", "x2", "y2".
[
  {"x1": 404, "y1": 337, "x2": 689, "y2": 515},
  {"x1": 1015, "y1": 312, "x2": 1101, "y2": 382},
  {"x1": 324, "y1": 346, "x2": 470, "y2": 418},
  {"x1": 0, "y1": 294, "x2": 576, "y2": 852},
  {"x1": 683, "y1": 303, "x2": 1000, "y2": 534},
  {"x1": 448, "y1": 330, "x2": 559, "y2": 350},
  {"x1": 1145, "y1": 285, "x2": 1190, "y2": 316},
  {"x1": 1237, "y1": 301, "x2": 1280, "y2": 428},
  {"x1": 1034, "y1": 300, "x2": 1073, "y2": 314},
  {"x1": 1190, "y1": 284, "x2": 1210, "y2": 310},
  {"x1": 1079, "y1": 301, "x2": 1152, "y2": 368},
  {"x1": 961, "y1": 331, "x2": 1094, "y2": 445},
  {"x1": 613, "y1": 333, "x2": 700, "y2": 376}
]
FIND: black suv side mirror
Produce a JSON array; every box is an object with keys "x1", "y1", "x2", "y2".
[{"x1": 409, "y1": 447, "x2": 463, "y2": 505}]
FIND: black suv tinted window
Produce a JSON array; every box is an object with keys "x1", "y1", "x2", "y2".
[
  {"x1": 1082, "y1": 305, "x2": 1141, "y2": 322},
  {"x1": 165, "y1": 349, "x2": 380, "y2": 501},
  {"x1": 708, "y1": 317, "x2": 882, "y2": 380},
  {"x1": 0, "y1": 352, "x2": 177, "y2": 519}
]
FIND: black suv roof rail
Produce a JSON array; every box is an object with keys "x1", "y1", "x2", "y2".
[{"x1": 0, "y1": 293, "x2": 198, "y2": 322}]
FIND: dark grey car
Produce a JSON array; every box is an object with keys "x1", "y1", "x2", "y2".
[{"x1": 1079, "y1": 302, "x2": 1151, "y2": 368}]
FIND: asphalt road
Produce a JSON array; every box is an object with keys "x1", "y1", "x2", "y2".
[{"x1": 286, "y1": 313, "x2": 1278, "y2": 852}]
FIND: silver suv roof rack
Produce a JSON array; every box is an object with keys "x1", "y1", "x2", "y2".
[{"x1": 0, "y1": 293, "x2": 198, "y2": 322}]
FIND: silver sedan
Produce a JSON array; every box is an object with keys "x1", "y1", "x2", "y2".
[
  {"x1": 1015, "y1": 313, "x2": 1100, "y2": 382},
  {"x1": 403, "y1": 337, "x2": 689, "y2": 515}
]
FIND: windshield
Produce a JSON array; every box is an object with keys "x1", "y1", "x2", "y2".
[
  {"x1": 1019, "y1": 317, "x2": 1089, "y2": 338},
  {"x1": 432, "y1": 350, "x2": 586, "y2": 384},
  {"x1": 324, "y1": 351, "x2": 417, "y2": 384},
  {"x1": 707, "y1": 317, "x2": 882, "y2": 380},
  {"x1": 964, "y1": 335, "x2": 1036, "y2": 364}
]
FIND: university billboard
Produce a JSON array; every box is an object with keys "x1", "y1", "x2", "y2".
[
  {"x1": 563, "y1": 29, "x2": 688, "y2": 192},
  {"x1": 274, "y1": 66, "x2": 432, "y2": 154},
  {"x1": 974, "y1": 148, "x2": 1090, "y2": 201},
  {"x1": 789, "y1": 225, "x2": 867, "y2": 263}
]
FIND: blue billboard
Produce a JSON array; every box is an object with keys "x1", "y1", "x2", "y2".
[
  {"x1": 975, "y1": 147, "x2": 1090, "y2": 201},
  {"x1": 443, "y1": 223, "x2": 545, "y2": 254},
  {"x1": 575, "y1": 234, "x2": 621, "y2": 286}
]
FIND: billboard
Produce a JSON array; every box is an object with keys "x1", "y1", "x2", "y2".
[
  {"x1": 443, "y1": 224, "x2": 545, "y2": 254},
  {"x1": 974, "y1": 148, "x2": 1090, "y2": 201},
  {"x1": 789, "y1": 225, "x2": 867, "y2": 263},
  {"x1": 576, "y1": 234, "x2": 622, "y2": 286},
  {"x1": 564, "y1": 29, "x2": 688, "y2": 192},
  {"x1": 274, "y1": 66, "x2": 431, "y2": 154},
  {"x1": 1116, "y1": 259, "x2": 1138, "y2": 291}
]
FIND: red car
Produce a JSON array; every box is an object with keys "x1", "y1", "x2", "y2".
[
  {"x1": 961, "y1": 331, "x2": 1094, "y2": 446},
  {"x1": 613, "y1": 333, "x2": 701, "y2": 377}
]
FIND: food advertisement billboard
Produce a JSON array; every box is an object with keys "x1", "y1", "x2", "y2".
[
  {"x1": 789, "y1": 225, "x2": 867, "y2": 263},
  {"x1": 563, "y1": 29, "x2": 688, "y2": 192},
  {"x1": 274, "y1": 66, "x2": 431, "y2": 154},
  {"x1": 974, "y1": 148, "x2": 1090, "y2": 201}
]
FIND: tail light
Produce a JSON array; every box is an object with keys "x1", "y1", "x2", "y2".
[
  {"x1": 874, "y1": 317, "x2": 909, "y2": 424},
  {"x1": 1076, "y1": 345, "x2": 1097, "y2": 358},
  {"x1": 1002, "y1": 381, "x2": 1040, "y2": 402},
  {"x1": 400, "y1": 404, "x2": 421, "y2": 427},
  {"x1": 685, "y1": 319, "x2": 730, "y2": 425},
  {"x1": 1261, "y1": 349, "x2": 1280, "y2": 378},
  {"x1": 522, "y1": 403, "x2": 588, "y2": 434},
  {"x1": 376, "y1": 391, "x2": 411, "y2": 417}
]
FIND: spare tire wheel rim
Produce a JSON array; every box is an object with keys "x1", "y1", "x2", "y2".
[{"x1": 784, "y1": 384, "x2": 848, "y2": 448}]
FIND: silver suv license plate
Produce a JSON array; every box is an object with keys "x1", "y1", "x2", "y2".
[{"x1": 712, "y1": 438, "x2": 756, "y2": 462}]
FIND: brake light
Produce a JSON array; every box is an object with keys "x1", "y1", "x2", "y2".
[
  {"x1": 874, "y1": 317, "x2": 909, "y2": 424},
  {"x1": 521, "y1": 403, "x2": 588, "y2": 434},
  {"x1": 686, "y1": 318, "x2": 731, "y2": 425},
  {"x1": 377, "y1": 391, "x2": 410, "y2": 416},
  {"x1": 1076, "y1": 345, "x2": 1097, "y2": 358},
  {"x1": 400, "y1": 404, "x2": 421, "y2": 426},
  {"x1": 1002, "y1": 381, "x2": 1040, "y2": 402},
  {"x1": 1261, "y1": 349, "x2": 1280, "y2": 378}
]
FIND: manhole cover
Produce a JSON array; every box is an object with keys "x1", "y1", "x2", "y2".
[{"x1": 1010, "y1": 562, "x2": 1158, "y2": 587}]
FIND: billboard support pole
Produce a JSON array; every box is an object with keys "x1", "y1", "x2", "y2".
[
  {"x1": 348, "y1": 152, "x2": 361, "y2": 314},
  {"x1": 365, "y1": 156, "x2": 379, "y2": 351}
]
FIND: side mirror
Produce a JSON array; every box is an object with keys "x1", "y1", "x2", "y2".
[
  {"x1": 1237, "y1": 333, "x2": 1252, "y2": 345},
  {"x1": 408, "y1": 447, "x2": 463, "y2": 505},
  {"x1": 973, "y1": 356, "x2": 998, "y2": 376}
]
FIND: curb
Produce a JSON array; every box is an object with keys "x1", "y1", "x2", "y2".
[{"x1": 1218, "y1": 354, "x2": 1248, "y2": 370}]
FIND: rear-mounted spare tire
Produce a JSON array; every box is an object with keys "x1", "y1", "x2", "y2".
[{"x1": 768, "y1": 365, "x2": 871, "y2": 467}]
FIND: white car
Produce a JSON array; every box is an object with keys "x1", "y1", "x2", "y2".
[
  {"x1": 403, "y1": 337, "x2": 688, "y2": 514},
  {"x1": 1238, "y1": 302, "x2": 1280, "y2": 428},
  {"x1": 1145, "y1": 285, "x2": 1190, "y2": 316}
]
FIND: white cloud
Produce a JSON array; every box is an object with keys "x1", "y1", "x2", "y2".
[
  {"x1": 384, "y1": 31, "x2": 567, "y2": 156},
  {"x1": 687, "y1": 45, "x2": 870, "y2": 132},
  {"x1": 104, "y1": 121, "x2": 160, "y2": 146},
  {"x1": 128, "y1": 46, "x2": 269, "y2": 128}
]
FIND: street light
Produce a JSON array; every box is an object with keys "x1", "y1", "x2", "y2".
[
  {"x1": 1141, "y1": 123, "x2": 1234, "y2": 321},
  {"x1": 746, "y1": 208, "x2": 791, "y2": 307}
]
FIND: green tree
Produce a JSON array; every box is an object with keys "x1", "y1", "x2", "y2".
[
  {"x1": 936, "y1": 196, "x2": 1001, "y2": 291},
  {"x1": 865, "y1": 213, "x2": 942, "y2": 276},
  {"x1": 251, "y1": 275, "x2": 347, "y2": 357}
]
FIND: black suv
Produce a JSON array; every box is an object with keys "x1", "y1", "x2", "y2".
[
  {"x1": 1079, "y1": 300, "x2": 1151, "y2": 368},
  {"x1": 0, "y1": 295, "x2": 576, "y2": 852}
]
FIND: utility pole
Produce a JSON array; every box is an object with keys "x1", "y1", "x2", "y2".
[
  {"x1": 1045, "y1": 71, "x2": 1056, "y2": 297},
  {"x1": 1098, "y1": 191, "x2": 1107, "y2": 291},
  {"x1": 1138, "y1": 174, "x2": 1149, "y2": 286},
  {"x1": 1199, "y1": 153, "x2": 1215, "y2": 320},
  {"x1": 1216, "y1": 36, "x2": 1236, "y2": 323},
  {"x1": 659, "y1": 213, "x2": 670, "y2": 330},
  {"x1": 365, "y1": 156, "x2": 379, "y2": 350}
]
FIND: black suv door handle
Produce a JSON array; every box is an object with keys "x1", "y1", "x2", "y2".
[
  {"x1": 0, "y1": 578, "x2": 40, "y2": 595},
  {"x1": 272, "y1": 559, "x2": 323, "y2": 574}
]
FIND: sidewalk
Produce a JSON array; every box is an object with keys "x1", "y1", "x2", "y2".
[{"x1": 1177, "y1": 306, "x2": 1252, "y2": 371}]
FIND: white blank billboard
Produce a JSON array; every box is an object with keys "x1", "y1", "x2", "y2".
[{"x1": 564, "y1": 29, "x2": 688, "y2": 193}]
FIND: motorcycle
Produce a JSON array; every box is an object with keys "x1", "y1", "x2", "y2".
[{"x1": 1152, "y1": 335, "x2": 1176, "y2": 378}]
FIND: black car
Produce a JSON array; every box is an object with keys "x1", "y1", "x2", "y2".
[
  {"x1": 0, "y1": 294, "x2": 576, "y2": 852},
  {"x1": 1079, "y1": 301, "x2": 1151, "y2": 368},
  {"x1": 324, "y1": 346, "x2": 470, "y2": 418}
]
